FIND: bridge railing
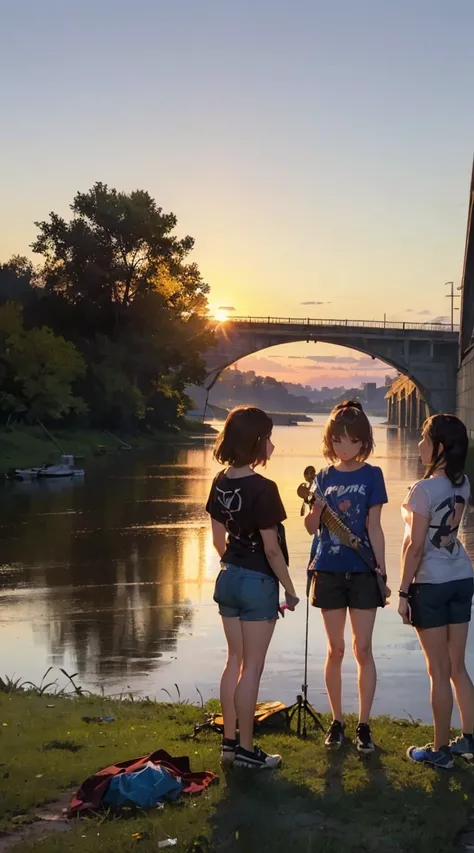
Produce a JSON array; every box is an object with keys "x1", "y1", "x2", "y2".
[{"x1": 229, "y1": 316, "x2": 459, "y2": 333}]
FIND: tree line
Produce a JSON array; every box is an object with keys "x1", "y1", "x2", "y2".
[
  {"x1": 213, "y1": 367, "x2": 388, "y2": 414},
  {"x1": 0, "y1": 183, "x2": 214, "y2": 430}
]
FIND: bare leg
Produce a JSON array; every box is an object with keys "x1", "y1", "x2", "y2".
[
  {"x1": 448, "y1": 622, "x2": 474, "y2": 733},
  {"x1": 220, "y1": 617, "x2": 243, "y2": 740},
  {"x1": 349, "y1": 608, "x2": 377, "y2": 724},
  {"x1": 417, "y1": 626, "x2": 452, "y2": 750},
  {"x1": 235, "y1": 619, "x2": 276, "y2": 752},
  {"x1": 321, "y1": 609, "x2": 347, "y2": 722}
]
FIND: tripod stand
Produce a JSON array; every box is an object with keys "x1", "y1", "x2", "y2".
[{"x1": 287, "y1": 583, "x2": 325, "y2": 738}]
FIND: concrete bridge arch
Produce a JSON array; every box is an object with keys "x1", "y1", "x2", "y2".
[{"x1": 203, "y1": 317, "x2": 458, "y2": 415}]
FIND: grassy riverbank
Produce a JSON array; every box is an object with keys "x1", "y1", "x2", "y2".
[
  {"x1": 0, "y1": 690, "x2": 473, "y2": 852},
  {"x1": 0, "y1": 421, "x2": 216, "y2": 475}
]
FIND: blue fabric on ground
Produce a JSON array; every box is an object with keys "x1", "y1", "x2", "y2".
[{"x1": 103, "y1": 762, "x2": 184, "y2": 808}]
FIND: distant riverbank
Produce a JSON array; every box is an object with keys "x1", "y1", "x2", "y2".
[
  {"x1": 0, "y1": 420, "x2": 216, "y2": 475},
  {"x1": 206, "y1": 403, "x2": 313, "y2": 425}
]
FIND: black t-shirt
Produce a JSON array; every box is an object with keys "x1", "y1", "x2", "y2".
[{"x1": 205, "y1": 470, "x2": 289, "y2": 576}]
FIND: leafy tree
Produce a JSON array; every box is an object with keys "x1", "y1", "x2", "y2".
[
  {"x1": 30, "y1": 183, "x2": 213, "y2": 428},
  {"x1": 0, "y1": 304, "x2": 86, "y2": 423},
  {"x1": 31, "y1": 182, "x2": 208, "y2": 333},
  {"x1": 0, "y1": 256, "x2": 38, "y2": 308}
]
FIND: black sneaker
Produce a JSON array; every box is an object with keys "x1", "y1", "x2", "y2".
[
  {"x1": 234, "y1": 745, "x2": 282, "y2": 770},
  {"x1": 324, "y1": 719, "x2": 345, "y2": 749},
  {"x1": 220, "y1": 737, "x2": 237, "y2": 764},
  {"x1": 355, "y1": 723, "x2": 375, "y2": 754},
  {"x1": 450, "y1": 734, "x2": 474, "y2": 761}
]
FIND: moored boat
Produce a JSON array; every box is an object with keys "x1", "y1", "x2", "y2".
[
  {"x1": 38, "y1": 454, "x2": 85, "y2": 478},
  {"x1": 6, "y1": 467, "x2": 41, "y2": 481}
]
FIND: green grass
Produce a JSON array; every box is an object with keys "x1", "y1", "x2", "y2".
[
  {"x1": 0, "y1": 420, "x2": 216, "y2": 474},
  {"x1": 0, "y1": 692, "x2": 473, "y2": 852}
]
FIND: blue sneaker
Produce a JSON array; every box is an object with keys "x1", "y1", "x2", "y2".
[
  {"x1": 450, "y1": 734, "x2": 474, "y2": 761},
  {"x1": 407, "y1": 743, "x2": 453, "y2": 769}
]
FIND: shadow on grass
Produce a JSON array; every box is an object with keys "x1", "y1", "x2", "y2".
[{"x1": 209, "y1": 741, "x2": 474, "y2": 853}]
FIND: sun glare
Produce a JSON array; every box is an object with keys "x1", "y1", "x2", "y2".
[{"x1": 214, "y1": 308, "x2": 229, "y2": 323}]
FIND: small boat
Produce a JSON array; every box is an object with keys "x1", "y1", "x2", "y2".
[
  {"x1": 38, "y1": 454, "x2": 85, "y2": 479},
  {"x1": 6, "y1": 467, "x2": 41, "y2": 481}
]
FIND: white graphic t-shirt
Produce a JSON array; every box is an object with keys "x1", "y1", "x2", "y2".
[{"x1": 402, "y1": 474, "x2": 473, "y2": 584}]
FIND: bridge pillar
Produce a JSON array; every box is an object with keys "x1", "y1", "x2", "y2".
[
  {"x1": 408, "y1": 390, "x2": 418, "y2": 430},
  {"x1": 418, "y1": 395, "x2": 428, "y2": 430},
  {"x1": 394, "y1": 396, "x2": 400, "y2": 426},
  {"x1": 393, "y1": 396, "x2": 399, "y2": 426},
  {"x1": 399, "y1": 394, "x2": 407, "y2": 428},
  {"x1": 416, "y1": 395, "x2": 422, "y2": 431}
]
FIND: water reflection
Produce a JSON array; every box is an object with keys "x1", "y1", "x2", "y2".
[
  {"x1": 0, "y1": 424, "x2": 473, "y2": 721},
  {"x1": 0, "y1": 449, "x2": 215, "y2": 690}
]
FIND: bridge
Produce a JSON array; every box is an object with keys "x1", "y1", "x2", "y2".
[
  {"x1": 199, "y1": 157, "x2": 474, "y2": 431},
  {"x1": 204, "y1": 316, "x2": 459, "y2": 415}
]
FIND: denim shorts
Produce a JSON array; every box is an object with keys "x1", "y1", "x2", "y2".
[
  {"x1": 409, "y1": 578, "x2": 474, "y2": 629},
  {"x1": 214, "y1": 563, "x2": 279, "y2": 622}
]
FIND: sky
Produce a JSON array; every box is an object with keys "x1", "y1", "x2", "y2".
[{"x1": 1, "y1": 0, "x2": 473, "y2": 387}]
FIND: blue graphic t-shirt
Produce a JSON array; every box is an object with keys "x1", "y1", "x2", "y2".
[{"x1": 313, "y1": 464, "x2": 388, "y2": 574}]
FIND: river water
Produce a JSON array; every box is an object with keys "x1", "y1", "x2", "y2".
[{"x1": 0, "y1": 419, "x2": 473, "y2": 723}]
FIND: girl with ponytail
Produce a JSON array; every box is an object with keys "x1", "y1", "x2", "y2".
[
  {"x1": 400, "y1": 414, "x2": 474, "y2": 769},
  {"x1": 304, "y1": 400, "x2": 388, "y2": 754}
]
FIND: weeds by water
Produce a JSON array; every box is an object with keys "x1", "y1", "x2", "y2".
[{"x1": 0, "y1": 667, "x2": 88, "y2": 698}]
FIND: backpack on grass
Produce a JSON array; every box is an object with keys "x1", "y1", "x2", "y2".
[{"x1": 193, "y1": 701, "x2": 291, "y2": 737}]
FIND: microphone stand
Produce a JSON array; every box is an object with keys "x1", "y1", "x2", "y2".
[
  {"x1": 288, "y1": 463, "x2": 325, "y2": 737},
  {"x1": 287, "y1": 581, "x2": 325, "y2": 737}
]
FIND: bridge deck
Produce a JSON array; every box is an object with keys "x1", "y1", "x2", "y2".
[{"x1": 227, "y1": 316, "x2": 459, "y2": 337}]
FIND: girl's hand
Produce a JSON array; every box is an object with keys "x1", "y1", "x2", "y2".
[
  {"x1": 285, "y1": 592, "x2": 300, "y2": 611},
  {"x1": 398, "y1": 597, "x2": 411, "y2": 625},
  {"x1": 375, "y1": 566, "x2": 391, "y2": 600}
]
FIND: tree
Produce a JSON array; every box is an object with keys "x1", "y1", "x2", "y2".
[
  {"x1": 0, "y1": 256, "x2": 38, "y2": 308},
  {"x1": 31, "y1": 182, "x2": 208, "y2": 334},
  {"x1": 0, "y1": 304, "x2": 86, "y2": 423},
  {"x1": 31, "y1": 183, "x2": 214, "y2": 428}
]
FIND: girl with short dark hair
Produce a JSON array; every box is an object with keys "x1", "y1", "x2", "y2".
[
  {"x1": 305, "y1": 401, "x2": 388, "y2": 753},
  {"x1": 206, "y1": 406, "x2": 299, "y2": 770}
]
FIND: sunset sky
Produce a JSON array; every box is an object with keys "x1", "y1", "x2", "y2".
[{"x1": 1, "y1": 0, "x2": 473, "y2": 388}]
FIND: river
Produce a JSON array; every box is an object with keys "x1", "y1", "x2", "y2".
[{"x1": 0, "y1": 419, "x2": 473, "y2": 724}]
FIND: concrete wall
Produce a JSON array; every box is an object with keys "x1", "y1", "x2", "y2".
[{"x1": 457, "y1": 347, "x2": 474, "y2": 440}]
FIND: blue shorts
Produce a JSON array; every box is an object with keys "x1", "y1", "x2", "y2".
[
  {"x1": 214, "y1": 563, "x2": 279, "y2": 621},
  {"x1": 409, "y1": 578, "x2": 474, "y2": 629}
]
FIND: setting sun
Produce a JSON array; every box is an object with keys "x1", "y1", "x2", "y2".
[{"x1": 214, "y1": 308, "x2": 229, "y2": 323}]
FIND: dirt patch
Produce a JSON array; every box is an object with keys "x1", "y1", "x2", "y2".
[{"x1": 0, "y1": 791, "x2": 74, "y2": 852}]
